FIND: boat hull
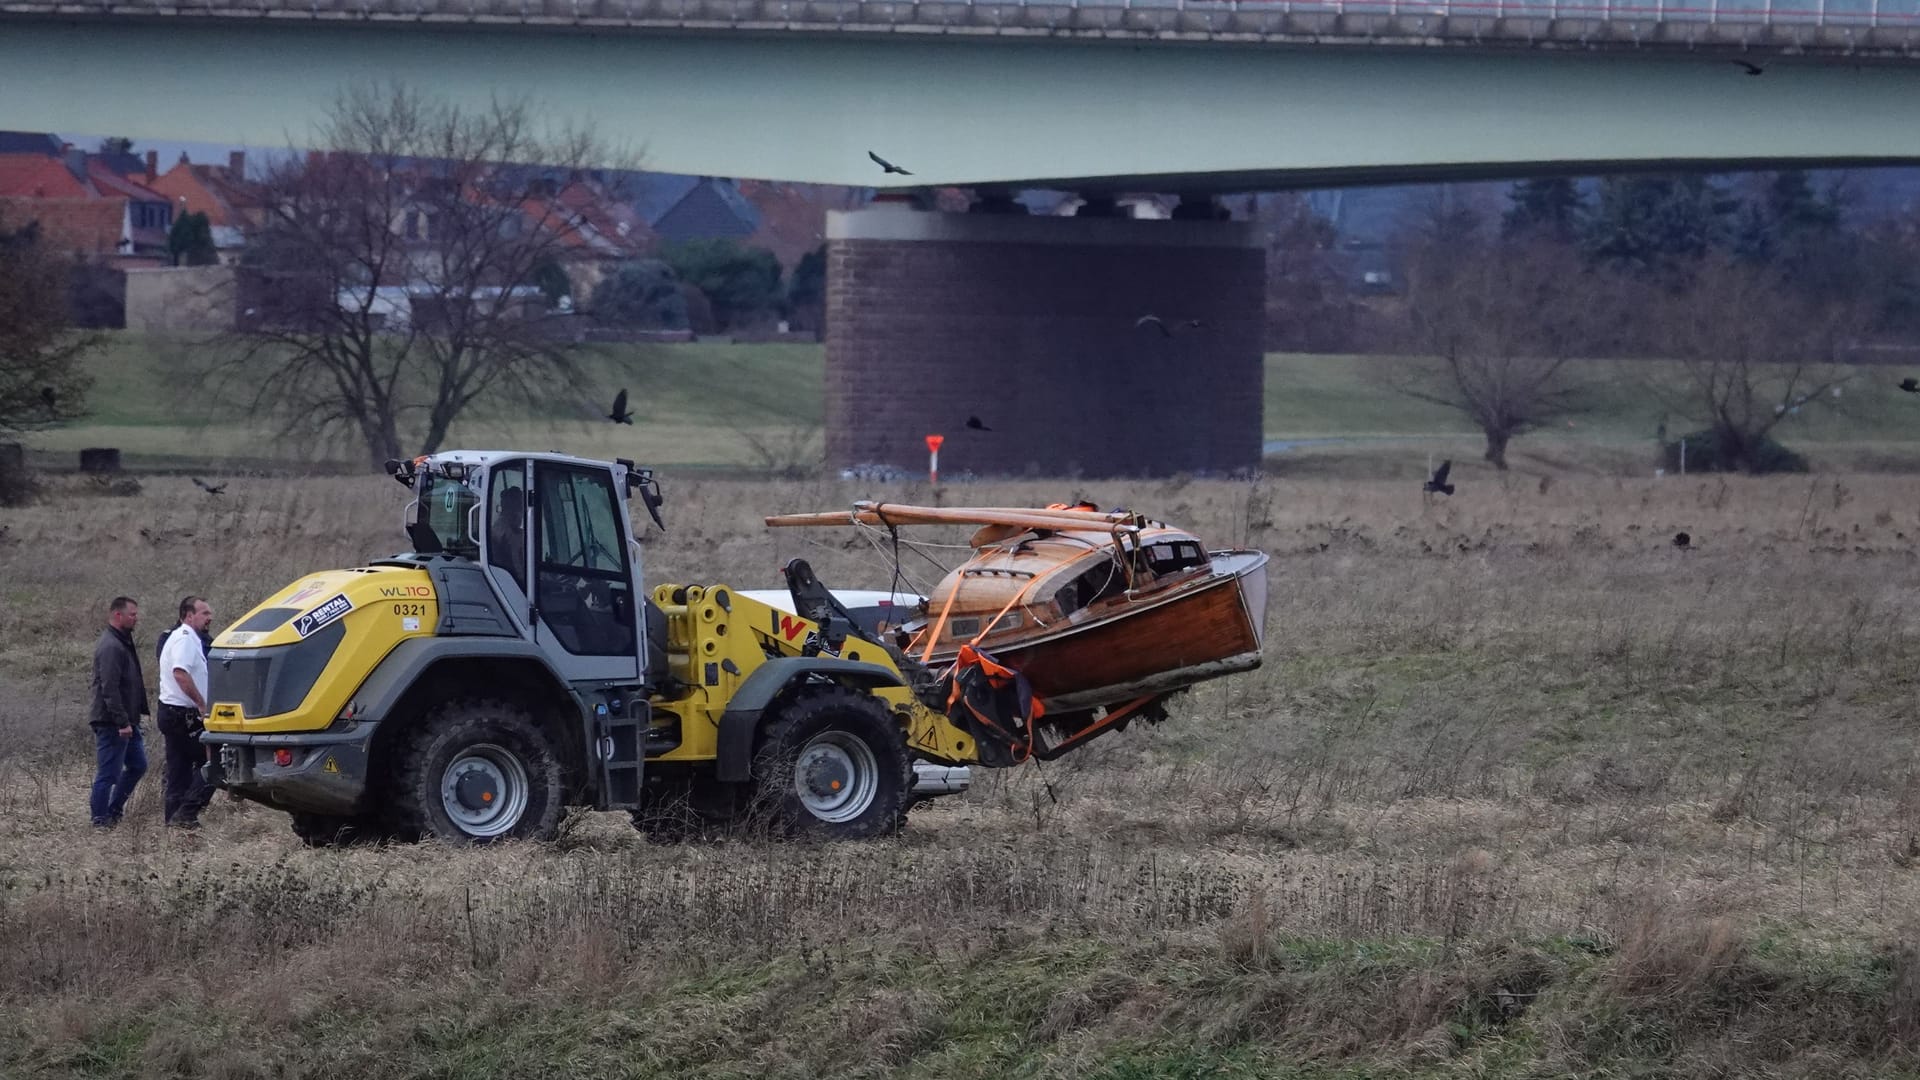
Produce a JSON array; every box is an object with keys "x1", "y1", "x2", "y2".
[{"x1": 932, "y1": 551, "x2": 1270, "y2": 711}]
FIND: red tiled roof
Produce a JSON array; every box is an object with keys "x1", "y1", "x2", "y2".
[
  {"x1": 0, "y1": 197, "x2": 127, "y2": 256},
  {"x1": 86, "y1": 162, "x2": 168, "y2": 203},
  {"x1": 0, "y1": 154, "x2": 88, "y2": 199},
  {"x1": 520, "y1": 180, "x2": 652, "y2": 260},
  {"x1": 149, "y1": 160, "x2": 259, "y2": 227},
  {"x1": 737, "y1": 179, "x2": 867, "y2": 269}
]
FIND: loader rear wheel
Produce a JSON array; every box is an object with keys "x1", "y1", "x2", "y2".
[
  {"x1": 392, "y1": 700, "x2": 565, "y2": 843},
  {"x1": 751, "y1": 685, "x2": 910, "y2": 839}
]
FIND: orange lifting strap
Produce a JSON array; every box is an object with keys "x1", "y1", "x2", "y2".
[{"x1": 915, "y1": 560, "x2": 1046, "y2": 664}]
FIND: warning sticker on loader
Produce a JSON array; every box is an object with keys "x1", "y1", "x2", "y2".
[{"x1": 293, "y1": 594, "x2": 353, "y2": 638}]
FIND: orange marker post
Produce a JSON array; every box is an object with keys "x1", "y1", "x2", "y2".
[{"x1": 925, "y1": 434, "x2": 945, "y2": 485}]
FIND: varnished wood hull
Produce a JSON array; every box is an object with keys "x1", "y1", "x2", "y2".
[{"x1": 930, "y1": 551, "x2": 1270, "y2": 710}]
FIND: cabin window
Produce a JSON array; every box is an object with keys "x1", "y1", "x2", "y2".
[
  {"x1": 947, "y1": 617, "x2": 981, "y2": 639},
  {"x1": 1054, "y1": 560, "x2": 1127, "y2": 617},
  {"x1": 1144, "y1": 541, "x2": 1208, "y2": 577}
]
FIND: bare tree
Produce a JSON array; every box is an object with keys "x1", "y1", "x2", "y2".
[
  {"x1": 0, "y1": 212, "x2": 93, "y2": 435},
  {"x1": 1657, "y1": 256, "x2": 1857, "y2": 473},
  {"x1": 222, "y1": 83, "x2": 633, "y2": 467},
  {"x1": 1389, "y1": 237, "x2": 1614, "y2": 470}
]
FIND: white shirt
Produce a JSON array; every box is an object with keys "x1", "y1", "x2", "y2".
[{"x1": 158, "y1": 623, "x2": 209, "y2": 710}]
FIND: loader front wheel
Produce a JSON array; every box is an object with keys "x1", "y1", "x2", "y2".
[
  {"x1": 751, "y1": 685, "x2": 910, "y2": 839},
  {"x1": 393, "y1": 700, "x2": 566, "y2": 843}
]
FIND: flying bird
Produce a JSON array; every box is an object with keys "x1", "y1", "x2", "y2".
[
  {"x1": 867, "y1": 151, "x2": 912, "y2": 176},
  {"x1": 1900, "y1": 377, "x2": 1919, "y2": 394},
  {"x1": 1423, "y1": 460, "x2": 1455, "y2": 497},
  {"x1": 965, "y1": 416, "x2": 992, "y2": 432},
  {"x1": 191, "y1": 477, "x2": 227, "y2": 496},
  {"x1": 607, "y1": 388, "x2": 634, "y2": 425},
  {"x1": 1673, "y1": 531, "x2": 1692, "y2": 549},
  {"x1": 1733, "y1": 59, "x2": 1764, "y2": 76},
  {"x1": 1134, "y1": 315, "x2": 1206, "y2": 338}
]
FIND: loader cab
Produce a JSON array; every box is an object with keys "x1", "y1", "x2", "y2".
[{"x1": 401, "y1": 451, "x2": 658, "y2": 684}]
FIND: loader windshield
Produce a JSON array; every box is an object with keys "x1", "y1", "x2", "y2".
[{"x1": 417, "y1": 471, "x2": 481, "y2": 560}]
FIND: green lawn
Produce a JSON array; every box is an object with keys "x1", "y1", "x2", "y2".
[{"x1": 26, "y1": 333, "x2": 1920, "y2": 470}]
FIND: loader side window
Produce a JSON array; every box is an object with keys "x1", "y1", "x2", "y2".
[
  {"x1": 418, "y1": 473, "x2": 480, "y2": 561},
  {"x1": 487, "y1": 462, "x2": 529, "y2": 593},
  {"x1": 535, "y1": 465, "x2": 635, "y2": 657}
]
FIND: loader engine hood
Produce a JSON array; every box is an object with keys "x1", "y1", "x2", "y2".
[{"x1": 204, "y1": 567, "x2": 438, "y2": 734}]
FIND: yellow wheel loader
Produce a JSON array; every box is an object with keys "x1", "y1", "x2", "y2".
[{"x1": 200, "y1": 451, "x2": 986, "y2": 844}]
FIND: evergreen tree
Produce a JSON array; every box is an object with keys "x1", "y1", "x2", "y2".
[
  {"x1": 1732, "y1": 171, "x2": 1851, "y2": 298},
  {"x1": 1502, "y1": 176, "x2": 1584, "y2": 243},
  {"x1": 167, "y1": 211, "x2": 219, "y2": 267},
  {"x1": 530, "y1": 259, "x2": 573, "y2": 306},
  {"x1": 1579, "y1": 174, "x2": 1737, "y2": 274}
]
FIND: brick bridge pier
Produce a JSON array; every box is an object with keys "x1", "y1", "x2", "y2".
[{"x1": 824, "y1": 205, "x2": 1265, "y2": 480}]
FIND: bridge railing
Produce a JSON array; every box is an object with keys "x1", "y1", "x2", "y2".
[{"x1": 11, "y1": 0, "x2": 1920, "y2": 46}]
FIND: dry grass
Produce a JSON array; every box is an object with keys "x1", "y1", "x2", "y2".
[{"x1": 4, "y1": 470, "x2": 1920, "y2": 1076}]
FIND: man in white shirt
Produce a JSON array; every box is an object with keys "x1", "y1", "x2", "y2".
[{"x1": 157, "y1": 595, "x2": 215, "y2": 830}]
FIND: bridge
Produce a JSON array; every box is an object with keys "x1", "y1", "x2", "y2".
[
  {"x1": 5, "y1": 0, "x2": 1920, "y2": 188},
  {"x1": 6, "y1": 0, "x2": 1920, "y2": 475}
]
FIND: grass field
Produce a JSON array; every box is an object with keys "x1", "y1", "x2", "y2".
[
  {"x1": 27, "y1": 332, "x2": 1920, "y2": 476},
  {"x1": 28, "y1": 335, "x2": 829, "y2": 472},
  {"x1": 4, "y1": 469, "x2": 1920, "y2": 1077}
]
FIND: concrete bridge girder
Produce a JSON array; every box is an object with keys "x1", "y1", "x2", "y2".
[{"x1": 4, "y1": 15, "x2": 1920, "y2": 188}]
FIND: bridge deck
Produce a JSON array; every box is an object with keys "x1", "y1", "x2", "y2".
[{"x1": 4, "y1": 0, "x2": 1920, "y2": 58}]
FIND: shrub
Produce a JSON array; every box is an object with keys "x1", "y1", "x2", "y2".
[
  {"x1": 589, "y1": 260, "x2": 688, "y2": 329},
  {"x1": 659, "y1": 239, "x2": 782, "y2": 331},
  {"x1": 1662, "y1": 429, "x2": 1808, "y2": 474}
]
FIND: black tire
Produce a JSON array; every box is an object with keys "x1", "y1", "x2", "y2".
[
  {"x1": 289, "y1": 812, "x2": 389, "y2": 848},
  {"x1": 749, "y1": 685, "x2": 911, "y2": 840},
  {"x1": 391, "y1": 699, "x2": 566, "y2": 843}
]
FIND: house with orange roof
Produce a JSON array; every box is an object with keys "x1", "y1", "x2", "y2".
[
  {"x1": 518, "y1": 177, "x2": 654, "y2": 297},
  {"x1": 0, "y1": 146, "x2": 173, "y2": 267},
  {"x1": 146, "y1": 151, "x2": 259, "y2": 264}
]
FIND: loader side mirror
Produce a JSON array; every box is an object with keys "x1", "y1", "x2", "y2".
[{"x1": 620, "y1": 463, "x2": 666, "y2": 533}]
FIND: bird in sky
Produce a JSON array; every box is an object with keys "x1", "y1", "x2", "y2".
[
  {"x1": 1899, "y1": 377, "x2": 1919, "y2": 394},
  {"x1": 1423, "y1": 460, "x2": 1455, "y2": 497},
  {"x1": 1134, "y1": 315, "x2": 1206, "y2": 338},
  {"x1": 1733, "y1": 59, "x2": 1764, "y2": 75},
  {"x1": 868, "y1": 151, "x2": 912, "y2": 176},
  {"x1": 965, "y1": 416, "x2": 992, "y2": 432},
  {"x1": 191, "y1": 477, "x2": 227, "y2": 496},
  {"x1": 607, "y1": 388, "x2": 634, "y2": 425}
]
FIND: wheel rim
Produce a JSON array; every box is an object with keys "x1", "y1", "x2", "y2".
[
  {"x1": 792, "y1": 730, "x2": 880, "y2": 824},
  {"x1": 439, "y1": 742, "x2": 531, "y2": 838}
]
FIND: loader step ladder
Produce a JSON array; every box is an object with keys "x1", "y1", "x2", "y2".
[{"x1": 594, "y1": 692, "x2": 647, "y2": 810}]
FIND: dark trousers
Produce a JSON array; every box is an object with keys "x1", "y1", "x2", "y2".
[
  {"x1": 157, "y1": 705, "x2": 212, "y2": 824},
  {"x1": 89, "y1": 724, "x2": 147, "y2": 825}
]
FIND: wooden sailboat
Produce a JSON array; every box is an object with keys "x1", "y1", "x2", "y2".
[{"x1": 765, "y1": 501, "x2": 1270, "y2": 714}]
